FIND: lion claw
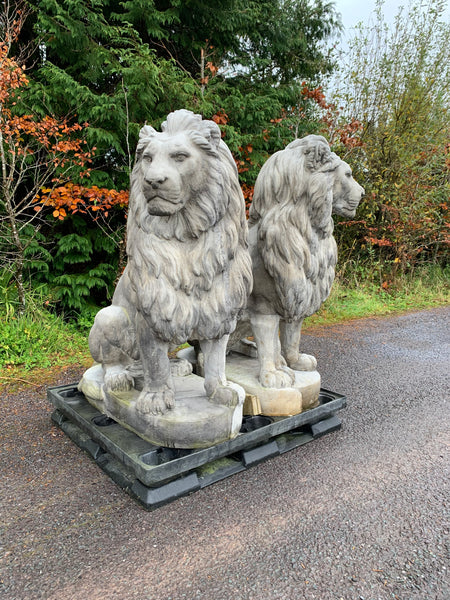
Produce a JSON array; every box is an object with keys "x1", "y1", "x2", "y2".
[
  {"x1": 288, "y1": 353, "x2": 317, "y2": 371},
  {"x1": 135, "y1": 388, "x2": 175, "y2": 415},
  {"x1": 259, "y1": 367, "x2": 295, "y2": 389}
]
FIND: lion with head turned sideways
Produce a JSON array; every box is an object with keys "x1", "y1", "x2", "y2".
[
  {"x1": 88, "y1": 110, "x2": 252, "y2": 415},
  {"x1": 244, "y1": 134, "x2": 364, "y2": 388}
]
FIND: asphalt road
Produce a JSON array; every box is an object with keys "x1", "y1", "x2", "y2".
[{"x1": 1, "y1": 307, "x2": 449, "y2": 600}]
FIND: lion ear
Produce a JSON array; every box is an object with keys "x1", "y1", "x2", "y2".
[
  {"x1": 135, "y1": 125, "x2": 157, "y2": 161},
  {"x1": 304, "y1": 138, "x2": 331, "y2": 171},
  {"x1": 202, "y1": 121, "x2": 222, "y2": 149},
  {"x1": 314, "y1": 141, "x2": 331, "y2": 166},
  {"x1": 139, "y1": 125, "x2": 157, "y2": 139}
]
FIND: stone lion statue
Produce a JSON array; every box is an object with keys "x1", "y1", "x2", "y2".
[
  {"x1": 88, "y1": 109, "x2": 252, "y2": 415},
  {"x1": 242, "y1": 134, "x2": 365, "y2": 388}
]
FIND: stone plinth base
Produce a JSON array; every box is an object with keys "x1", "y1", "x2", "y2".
[
  {"x1": 225, "y1": 352, "x2": 321, "y2": 416},
  {"x1": 78, "y1": 365, "x2": 244, "y2": 449}
]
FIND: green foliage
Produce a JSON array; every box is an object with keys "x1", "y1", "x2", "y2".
[
  {"x1": 24, "y1": 0, "x2": 179, "y2": 188},
  {"x1": 20, "y1": 0, "x2": 341, "y2": 189},
  {"x1": 225, "y1": 0, "x2": 341, "y2": 84},
  {"x1": 332, "y1": 0, "x2": 450, "y2": 274},
  {"x1": 41, "y1": 214, "x2": 121, "y2": 311},
  {"x1": 0, "y1": 277, "x2": 88, "y2": 369},
  {"x1": 305, "y1": 265, "x2": 450, "y2": 329}
]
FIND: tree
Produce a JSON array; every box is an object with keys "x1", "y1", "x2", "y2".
[
  {"x1": 0, "y1": 1, "x2": 91, "y2": 309},
  {"x1": 6, "y1": 0, "x2": 344, "y2": 313},
  {"x1": 331, "y1": 0, "x2": 450, "y2": 275},
  {"x1": 0, "y1": 1, "x2": 126, "y2": 311},
  {"x1": 21, "y1": 0, "x2": 342, "y2": 188},
  {"x1": 22, "y1": 0, "x2": 201, "y2": 190}
]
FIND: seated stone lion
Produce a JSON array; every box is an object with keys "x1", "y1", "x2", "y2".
[
  {"x1": 87, "y1": 110, "x2": 252, "y2": 414},
  {"x1": 244, "y1": 134, "x2": 365, "y2": 388}
]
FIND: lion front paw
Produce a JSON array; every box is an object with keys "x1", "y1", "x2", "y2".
[
  {"x1": 104, "y1": 367, "x2": 135, "y2": 392},
  {"x1": 288, "y1": 353, "x2": 317, "y2": 372},
  {"x1": 135, "y1": 387, "x2": 175, "y2": 415},
  {"x1": 259, "y1": 367, "x2": 295, "y2": 389},
  {"x1": 207, "y1": 383, "x2": 239, "y2": 408}
]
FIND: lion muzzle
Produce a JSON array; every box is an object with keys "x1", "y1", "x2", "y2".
[{"x1": 147, "y1": 175, "x2": 168, "y2": 189}]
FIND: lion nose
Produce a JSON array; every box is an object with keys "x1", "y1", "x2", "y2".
[{"x1": 146, "y1": 175, "x2": 167, "y2": 189}]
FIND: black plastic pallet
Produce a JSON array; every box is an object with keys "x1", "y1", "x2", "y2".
[{"x1": 48, "y1": 384, "x2": 346, "y2": 510}]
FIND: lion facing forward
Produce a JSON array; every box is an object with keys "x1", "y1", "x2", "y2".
[
  {"x1": 88, "y1": 110, "x2": 252, "y2": 415},
  {"x1": 246, "y1": 134, "x2": 364, "y2": 388}
]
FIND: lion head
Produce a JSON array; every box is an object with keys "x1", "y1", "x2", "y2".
[
  {"x1": 249, "y1": 134, "x2": 364, "y2": 320},
  {"x1": 125, "y1": 110, "x2": 252, "y2": 343},
  {"x1": 128, "y1": 110, "x2": 234, "y2": 241},
  {"x1": 250, "y1": 134, "x2": 364, "y2": 226}
]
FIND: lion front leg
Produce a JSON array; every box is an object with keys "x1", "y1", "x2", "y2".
[
  {"x1": 250, "y1": 313, "x2": 295, "y2": 388},
  {"x1": 279, "y1": 318, "x2": 317, "y2": 371},
  {"x1": 134, "y1": 312, "x2": 175, "y2": 415},
  {"x1": 200, "y1": 335, "x2": 238, "y2": 407}
]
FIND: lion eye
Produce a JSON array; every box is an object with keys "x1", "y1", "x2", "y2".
[
  {"x1": 172, "y1": 153, "x2": 189, "y2": 162},
  {"x1": 345, "y1": 171, "x2": 352, "y2": 178},
  {"x1": 143, "y1": 155, "x2": 153, "y2": 163}
]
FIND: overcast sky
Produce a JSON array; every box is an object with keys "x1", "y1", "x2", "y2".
[
  {"x1": 334, "y1": 0, "x2": 405, "y2": 31},
  {"x1": 333, "y1": 0, "x2": 449, "y2": 33}
]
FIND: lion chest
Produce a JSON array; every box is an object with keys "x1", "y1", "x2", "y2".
[{"x1": 128, "y1": 230, "x2": 245, "y2": 343}]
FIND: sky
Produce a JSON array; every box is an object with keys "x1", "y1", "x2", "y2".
[
  {"x1": 333, "y1": 0, "x2": 405, "y2": 32},
  {"x1": 333, "y1": 0, "x2": 450, "y2": 33},
  {"x1": 330, "y1": 0, "x2": 450, "y2": 56}
]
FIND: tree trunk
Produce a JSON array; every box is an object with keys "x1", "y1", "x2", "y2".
[
  {"x1": 114, "y1": 228, "x2": 128, "y2": 288},
  {"x1": 3, "y1": 188, "x2": 27, "y2": 312}
]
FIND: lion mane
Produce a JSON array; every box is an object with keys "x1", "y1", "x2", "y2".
[
  {"x1": 249, "y1": 134, "x2": 363, "y2": 321},
  {"x1": 125, "y1": 110, "x2": 252, "y2": 344}
]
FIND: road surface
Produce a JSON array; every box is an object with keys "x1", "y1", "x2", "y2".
[{"x1": 1, "y1": 307, "x2": 449, "y2": 599}]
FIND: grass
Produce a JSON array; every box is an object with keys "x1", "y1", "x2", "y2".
[
  {"x1": 1, "y1": 265, "x2": 448, "y2": 390},
  {"x1": 0, "y1": 286, "x2": 92, "y2": 390},
  {"x1": 0, "y1": 310, "x2": 92, "y2": 391},
  {"x1": 304, "y1": 265, "x2": 449, "y2": 330}
]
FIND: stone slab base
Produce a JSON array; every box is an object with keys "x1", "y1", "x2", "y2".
[
  {"x1": 48, "y1": 384, "x2": 346, "y2": 510},
  {"x1": 78, "y1": 364, "x2": 244, "y2": 449},
  {"x1": 225, "y1": 352, "x2": 321, "y2": 416}
]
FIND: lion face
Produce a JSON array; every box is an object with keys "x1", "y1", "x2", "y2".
[
  {"x1": 332, "y1": 160, "x2": 365, "y2": 218},
  {"x1": 137, "y1": 132, "x2": 206, "y2": 216}
]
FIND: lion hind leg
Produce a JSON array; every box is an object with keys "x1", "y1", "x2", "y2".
[
  {"x1": 135, "y1": 386, "x2": 175, "y2": 415},
  {"x1": 280, "y1": 319, "x2": 317, "y2": 372},
  {"x1": 290, "y1": 354, "x2": 317, "y2": 371},
  {"x1": 104, "y1": 365, "x2": 135, "y2": 392},
  {"x1": 88, "y1": 305, "x2": 139, "y2": 392},
  {"x1": 250, "y1": 313, "x2": 295, "y2": 388}
]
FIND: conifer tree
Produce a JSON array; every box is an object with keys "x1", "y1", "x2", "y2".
[{"x1": 22, "y1": 0, "x2": 341, "y2": 188}]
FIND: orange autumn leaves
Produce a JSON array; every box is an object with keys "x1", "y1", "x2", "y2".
[
  {"x1": 35, "y1": 185, "x2": 129, "y2": 220},
  {"x1": 1, "y1": 43, "x2": 96, "y2": 194},
  {"x1": 4, "y1": 113, "x2": 92, "y2": 168},
  {"x1": 1, "y1": 20, "x2": 126, "y2": 222}
]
